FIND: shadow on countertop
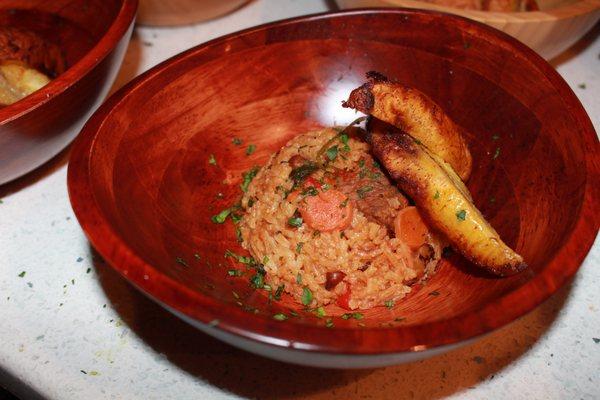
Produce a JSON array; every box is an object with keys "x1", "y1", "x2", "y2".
[{"x1": 92, "y1": 247, "x2": 574, "y2": 400}]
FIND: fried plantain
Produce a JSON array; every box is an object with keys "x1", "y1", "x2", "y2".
[
  {"x1": 343, "y1": 72, "x2": 473, "y2": 181},
  {"x1": 367, "y1": 120, "x2": 526, "y2": 276}
]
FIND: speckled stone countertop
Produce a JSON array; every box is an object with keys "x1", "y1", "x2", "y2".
[{"x1": 0, "y1": 1, "x2": 598, "y2": 399}]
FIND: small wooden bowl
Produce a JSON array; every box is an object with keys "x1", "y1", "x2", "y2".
[
  {"x1": 336, "y1": 0, "x2": 600, "y2": 59},
  {"x1": 137, "y1": 0, "x2": 249, "y2": 26},
  {"x1": 0, "y1": 0, "x2": 137, "y2": 185},
  {"x1": 68, "y1": 9, "x2": 599, "y2": 368}
]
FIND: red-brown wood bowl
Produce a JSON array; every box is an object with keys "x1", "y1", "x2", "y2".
[
  {"x1": 0, "y1": 0, "x2": 137, "y2": 185},
  {"x1": 68, "y1": 9, "x2": 599, "y2": 368}
]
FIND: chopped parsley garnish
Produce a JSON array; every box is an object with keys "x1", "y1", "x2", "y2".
[
  {"x1": 18, "y1": 271, "x2": 26, "y2": 278},
  {"x1": 358, "y1": 159, "x2": 365, "y2": 168},
  {"x1": 339, "y1": 133, "x2": 351, "y2": 152},
  {"x1": 356, "y1": 185, "x2": 373, "y2": 199},
  {"x1": 325, "y1": 319, "x2": 334, "y2": 328},
  {"x1": 326, "y1": 145, "x2": 339, "y2": 161},
  {"x1": 274, "y1": 285, "x2": 285, "y2": 301},
  {"x1": 384, "y1": 300, "x2": 395, "y2": 309},
  {"x1": 341, "y1": 312, "x2": 363, "y2": 320},
  {"x1": 434, "y1": 190, "x2": 440, "y2": 200},
  {"x1": 224, "y1": 249, "x2": 255, "y2": 265},
  {"x1": 312, "y1": 230, "x2": 321, "y2": 238},
  {"x1": 456, "y1": 210, "x2": 467, "y2": 221},
  {"x1": 429, "y1": 290, "x2": 440, "y2": 296},
  {"x1": 211, "y1": 207, "x2": 234, "y2": 224},
  {"x1": 208, "y1": 154, "x2": 217, "y2": 165},
  {"x1": 289, "y1": 162, "x2": 318, "y2": 186},
  {"x1": 232, "y1": 137, "x2": 243, "y2": 145},
  {"x1": 273, "y1": 313, "x2": 288, "y2": 321},
  {"x1": 296, "y1": 273, "x2": 302, "y2": 284},
  {"x1": 301, "y1": 287, "x2": 313, "y2": 306},
  {"x1": 247, "y1": 198, "x2": 255, "y2": 208},
  {"x1": 175, "y1": 257, "x2": 189, "y2": 267},
  {"x1": 296, "y1": 242, "x2": 304, "y2": 253},
  {"x1": 246, "y1": 144, "x2": 256, "y2": 155},
  {"x1": 288, "y1": 216, "x2": 303, "y2": 228},
  {"x1": 315, "y1": 306, "x2": 326, "y2": 318},
  {"x1": 492, "y1": 147, "x2": 500, "y2": 160},
  {"x1": 236, "y1": 228, "x2": 243, "y2": 243},
  {"x1": 227, "y1": 269, "x2": 243, "y2": 276},
  {"x1": 578, "y1": 83, "x2": 586, "y2": 89},
  {"x1": 339, "y1": 198, "x2": 349, "y2": 208},
  {"x1": 301, "y1": 186, "x2": 318, "y2": 197},
  {"x1": 241, "y1": 166, "x2": 260, "y2": 192},
  {"x1": 250, "y1": 273, "x2": 264, "y2": 289}
]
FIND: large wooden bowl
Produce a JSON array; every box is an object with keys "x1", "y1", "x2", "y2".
[
  {"x1": 68, "y1": 9, "x2": 599, "y2": 368},
  {"x1": 336, "y1": 0, "x2": 600, "y2": 59},
  {"x1": 0, "y1": 0, "x2": 137, "y2": 185}
]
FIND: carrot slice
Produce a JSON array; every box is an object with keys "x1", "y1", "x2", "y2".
[
  {"x1": 394, "y1": 206, "x2": 430, "y2": 250},
  {"x1": 299, "y1": 189, "x2": 353, "y2": 232}
]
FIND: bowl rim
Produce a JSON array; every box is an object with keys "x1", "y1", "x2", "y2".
[
  {"x1": 68, "y1": 8, "x2": 599, "y2": 356},
  {"x1": 0, "y1": 0, "x2": 138, "y2": 125},
  {"x1": 345, "y1": 0, "x2": 600, "y2": 23}
]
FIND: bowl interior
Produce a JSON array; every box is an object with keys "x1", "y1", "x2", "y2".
[{"x1": 74, "y1": 11, "x2": 593, "y2": 349}]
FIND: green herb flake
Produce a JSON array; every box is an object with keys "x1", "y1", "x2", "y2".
[
  {"x1": 288, "y1": 216, "x2": 303, "y2": 228},
  {"x1": 208, "y1": 154, "x2": 217, "y2": 165},
  {"x1": 492, "y1": 134, "x2": 500, "y2": 141},
  {"x1": 224, "y1": 249, "x2": 255, "y2": 265},
  {"x1": 274, "y1": 285, "x2": 285, "y2": 301},
  {"x1": 246, "y1": 144, "x2": 256, "y2": 155},
  {"x1": 232, "y1": 137, "x2": 242, "y2": 145},
  {"x1": 228, "y1": 269, "x2": 242, "y2": 277},
  {"x1": 384, "y1": 300, "x2": 395, "y2": 309},
  {"x1": 326, "y1": 145, "x2": 339, "y2": 161},
  {"x1": 429, "y1": 290, "x2": 440, "y2": 296},
  {"x1": 241, "y1": 166, "x2": 260, "y2": 192},
  {"x1": 273, "y1": 313, "x2": 288, "y2": 321},
  {"x1": 578, "y1": 83, "x2": 586, "y2": 89},
  {"x1": 289, "y1": 310, "x2": 299, "y2": 317},
  {"x1": 296, "y1": 242, "x2": 304, "y2": 254},
  {"x1": 18, "y1": 271, "x2": 26, "y2": 278},
  {"x1": 358, "y1": 159, "x2": 365, "y2": 168},
  {"x1": 339, "y1": 133, "x2": 351, "y2": 152},
  {"x1": 301, "y1": 186, "x2": 318, "y2": 197},
  {"x1": 250, "y1": 273, "x2": 264, "y2": 289},
  {"x1": 236, "y1": 228, "x2": 243, "y2": 243},
  {"x1": 325, "y1": 318, "x2": 334, "y2": 328},
  {"x1": 492, "y1": 147, "x2": 501, "y2": 160},
  {"x1": 342, "y1": 312, "x2": 363, "y2": 320},
  {"x1": 315, "y1": 306, "x2": 326, "y2": 318},
  {"x1": 211, "y1": 208, "x2": 232, "y2": 224},
  {"x1": 89, "y1": 371, "x2": 100, "y2": 376},
  {"x1": 456, "y1": 210, "x2": 467, "y2": 221},
  {"x1": 433, "y1": 190, "x2": 440, "y2": 200},
  {"x1": 289, "y1": 162, "x2": 318, "y2": 186},
  {"x1": 296, "y1": 273, "x2": 302, "y2": 284},
  {"x1": 312, "y1": 230, "x2": 321, "y2": 238},
  {"x1": 301, "y1": 287, "x2": 313, "y2": 306},
  {"x1": 339, "y1": 198, "x2": 349, "y2": 208},
  {"x1": 356, "y1": 186, "x2": 373, "y2": 199},
  {"x1": 175, "y1": 257, "x2": 189, "y2": 267}
]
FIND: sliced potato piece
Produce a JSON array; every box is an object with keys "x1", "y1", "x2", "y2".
[
  {"x1": 368, "y1": 124, "x2": 526, "y2": 276},
  {"x1": 343, "y1": 71, "x2": 473, "y2": 181},
  {"x1": 0, "y1": 60, "x2": 50, "y2": 106}
]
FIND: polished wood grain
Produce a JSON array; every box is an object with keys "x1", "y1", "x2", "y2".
[
  {"x1": 0, "y1": 0, "x2": 137, "y2": 185},
  {"x1": 337, "y1": 0, "x2": 600, "y2": 59},
  {"x1": 137, "y1": 0, "x2": 248, "y2": 26},
  {"x1": 68, "y1": 10, "x2": 599, "y2": 356}
]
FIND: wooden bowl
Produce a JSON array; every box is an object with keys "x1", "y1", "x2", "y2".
[
  {"x1": 336, "y1": 0, "x2": 600, "y2": 59},
  {"x1": 137, "y1": 0, "x2": 249, "y2": 26},
  {"x1": 0, "y1": 0, "x2": 137, "y2": 185},
  {"x1": 68, "y1": 9, "x2": 599, "y2": 368}
]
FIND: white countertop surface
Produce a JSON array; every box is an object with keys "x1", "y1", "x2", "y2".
[{"x1": 1, "y1": 1, "x2": 598, "y2": 399}]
